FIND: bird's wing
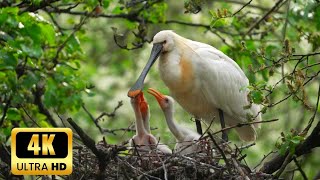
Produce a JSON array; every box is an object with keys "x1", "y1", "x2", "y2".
[{"x1": 192, "y1": 45, "x2": 253, "y2": 121}]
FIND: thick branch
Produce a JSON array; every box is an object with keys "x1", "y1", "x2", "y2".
[
  {"x1": 33, "y1": 84, "x2": 58, "y2": 127},
  {"x1": 20, "y1": 0, "x2": 60, "y2": 13},
  {"x1": 260, "y1": 118, "x2": 320, "y2": 173}
]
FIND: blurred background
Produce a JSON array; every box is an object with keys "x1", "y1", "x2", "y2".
[{"x1": 1, "y1": 0, "x2": 319, "y2": 179}]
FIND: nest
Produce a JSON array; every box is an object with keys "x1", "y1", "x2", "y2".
[
  {"x1": 63, "y1": 118, "x2": 276, "y2": 180},
  {"x1": 67, "y1": 139, "x2": 273, "y2": 180}
]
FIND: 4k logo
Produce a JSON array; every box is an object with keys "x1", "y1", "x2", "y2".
[
  {"x1": 27, "y1": 134, "x2": 55, "y2": 156},
  {"x1": 11, "y1": 128, "x2": 72, "y2": 175}
]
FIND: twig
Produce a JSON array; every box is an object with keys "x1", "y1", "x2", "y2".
[
  {"x1": 200, "y1": 117, "x2": 215, "y2": 139},
  {"x1": 181, "y1": 155, "x2": 222, "y2": 170},
  {"x1": 165, "y1": 20, "x2": 210, "y2": 28},
  {"x1": 95, "y1": 101, "x2": 123, "y2": 121},
  {"x1": 82, "y1": 104, "x2": 103, "y2": 134},
  {"x1": 155, "y1": 150, "x2": 168, "y2": 180},
  {"x1": 118, "y1": 157, "x2": 162, "y2": 180},
  {"x1": 55, "y1": 110, "x2": 67, "y2": 127},
  {"x1": 213, "y1": 119, "x2": 279, "y2": 135},
  {"x1": 292, "y1": 52, "x2": 320, "y2": 57},
  {"x1": 67, "y1": 118, "x2": 102, "y2": 158},
  {"x1": 33, "y1": 83, "x2": 58, "y2": 127},
  {"x1": 253, "y1": 151, "x2": 276, "y2": 170},
  {"x1": 21, "y1": 106, "x2": 40, "y2": 127},
  {"x1": 82, "y1": 101, "x2": 124, "y2": 134},
  {"x1": 208, "y1": 132, "x2": 231, "y2": 173},
  {"x1": 214, "y1": 0, "x2": 285, "y2": 13},
  {"x1": 293, "y1": 157, "x2": 308, "y2": 180},
  {"x1": 302, "y1": 82, "x2": 320, "y2": 134},
  {"x1": 20, "y1": 0, "x2": 60, "y2": 13},
  {"x1": 0, "y1": 98, "x2": 11, "y2": 127},
  {"x1": 232, "y1": 0, "x2": 253, "y2": 16},
  {"x1": 47, "y1": 12, "x2": 67, "y2": 33},
  {"x1": 231, "y1": 158, "x2": 250, "y2": 180},
  {"x1": 280, "y1": 0, "x2": 291, "y2": 84},
  {"x1": 239, "y1": 143, "x2": 256, "y2": 150},
  {"x1": 131, "y1": 138, "x2": 143, "y2": 160},
  {"x1": 274, "y1": 153, "x2": 292, "y2": 178},
  {"x1": 103, "y1": 127, "x2": 158, "y2": 135},
  {"x1": 247, "y1": 0, "x2": 284, "y2": 34},
  {"x1": 138, "y1": 161, "x2": 173, "y2": 179},
  {"x1": 51, "y1": 11, "x2": 92, "y2": 69},
  {"x1": 303, "y1": 70, "x2": 320, "y2": 86}
]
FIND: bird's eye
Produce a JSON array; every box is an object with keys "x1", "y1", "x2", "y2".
[
  {"x1": 163, "y1": 40, "x2": 167, "y2": 44},
  {"x1": 165, "y1": 98, "x2": 169, "y2": 103}
]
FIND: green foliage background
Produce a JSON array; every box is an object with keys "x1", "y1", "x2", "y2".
[{"x1": 0, "y1": 0, "x2": 320, "y2": 179}]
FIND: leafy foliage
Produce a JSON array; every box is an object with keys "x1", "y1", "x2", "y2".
[
  {"x1": 276, "y1": 131, "x2": 305, "y2": 155},
  {"x1": 0, "y1": 6, "x2": 88, "y2": 135}
]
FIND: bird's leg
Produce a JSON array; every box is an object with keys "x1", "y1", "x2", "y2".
[
  {"x1": 195, "y1": 117, "x2": 203, "y2": 135},
  {"x1": 218, "y1": 109, "x2": 228, "y2": 142}
]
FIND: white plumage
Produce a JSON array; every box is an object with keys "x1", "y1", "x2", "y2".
[
  {"x1": 148, "y1": 88, "x2": 202, "y2": 155},
  {"x1": 129, "y1": 30, "x2": 261, "y2": 141}
]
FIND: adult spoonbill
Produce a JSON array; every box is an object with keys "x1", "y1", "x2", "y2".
[
  {"x1": 129, "y1": 92, "x2": 172, "y2": 154},
  {"x1": 148, "y1": 88, "x2": 206, "y2": 155},
  {"x1": 128, "y1": 30, "x2": 261, "y2": 141}
]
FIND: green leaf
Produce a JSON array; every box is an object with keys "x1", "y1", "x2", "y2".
[
  {"x1": 211, "y1": 18, "x2": 232, "y2": 28},
  {"x1": 0, "y1": 50, "x2": 18, "y2": 68},
  {"x1": 112, "y1": 6, "x2": 123, "y2": 14},
  {"x1": 0, "y1": 7, "x2": 19, "y2": 26},
  {"x1": 2, "y1": 127, "x2": 12, "y2": 136},
  {"x1": 289, "y1": 144, "x2": 296, "y2": 154},
  {"x1": 103, "y1": 0, "x2": 110, "y2": 8},
  {"x1": 7, "y1": 108, "x2": 21, "y2": 121},
  {"x1": 315, "y1": 6, "x2": 320, "y2": 30},
  {"x1": 0, "y1": 71, "x2": 6, "y2": 79},
  {"x1": 38, "y1": 120, "x2": 50, "y2": 127},
  {"x1": 66, "y1": 34, "x2": 81, "y2": 53},
  {"x1": 279, "y1": 142, "x2": 289, "y2": 155},
  {"x1": 290, "y1": 136, "x2": 304, "y2": 144},
  {"x1": 21, "y1": 72, "x2": 39, "y2": 89},
  {"x1": 39, "y1": 23, "x2": 56, "y2": 45},
  {"x1": 20, "y1": 43, "x2": 43, "y2": 58},
  {"x1": 250, "y1": 90, "x2": 263, "y2": 104}
]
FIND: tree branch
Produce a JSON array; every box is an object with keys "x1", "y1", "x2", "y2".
[
  {"x1": 214, "y1": 0, "x2": 285, "y2": 13},
  {"x1": 212, "y1": 119, "x2": 279, "y2": 135},
  {"x1": 0, "y1": 98, "x2": 11, "y2": 127},
  {"x1": 33, "y1": 83, "x2": 58, "y2": 127},
  {"x1": 247, "y1": 0, "x2": 285, "y2": 34},
  {"x1": 293, "y1": 157, "x2": 308, "y2": 180},
  {"x1": 260, "y1": 118, "x2": 320, "y2": 174},
  {"x1": 96, "y1": 101, "x2": 123, "y2": 121},
  {"x1": 232, "y1": 0, "x2": 253, "y2": 16}
]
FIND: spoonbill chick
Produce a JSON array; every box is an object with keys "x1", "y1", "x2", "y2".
[
  {"x1": 148, "y1": 88, "x2": 208, "y2": 155},
  {"x1": 129, "y1": 92, "x2": 172, "y2": 154},
  {"x1": 128, "y1": 30, "x2": 261, "y2": 141}
]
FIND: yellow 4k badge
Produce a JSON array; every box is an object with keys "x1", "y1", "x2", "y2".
[{"x1": 11, "y1": 128, "x2": 73, "y2": 175}]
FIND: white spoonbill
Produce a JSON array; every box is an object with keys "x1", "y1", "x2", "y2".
[
  {"x1": 129, "y1": 92, "x2": 172, "y2": 154},
  {"x1": 148, "y1": 88, "x2": 206, "y2": 155},
  {"x1": 128, "y1": 30, "x2": 261, "y2": 141}
]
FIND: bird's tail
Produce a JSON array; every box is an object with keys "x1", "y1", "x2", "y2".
[{"x1": 235, "y1": 125, "x2": 257, "y2": 141}]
